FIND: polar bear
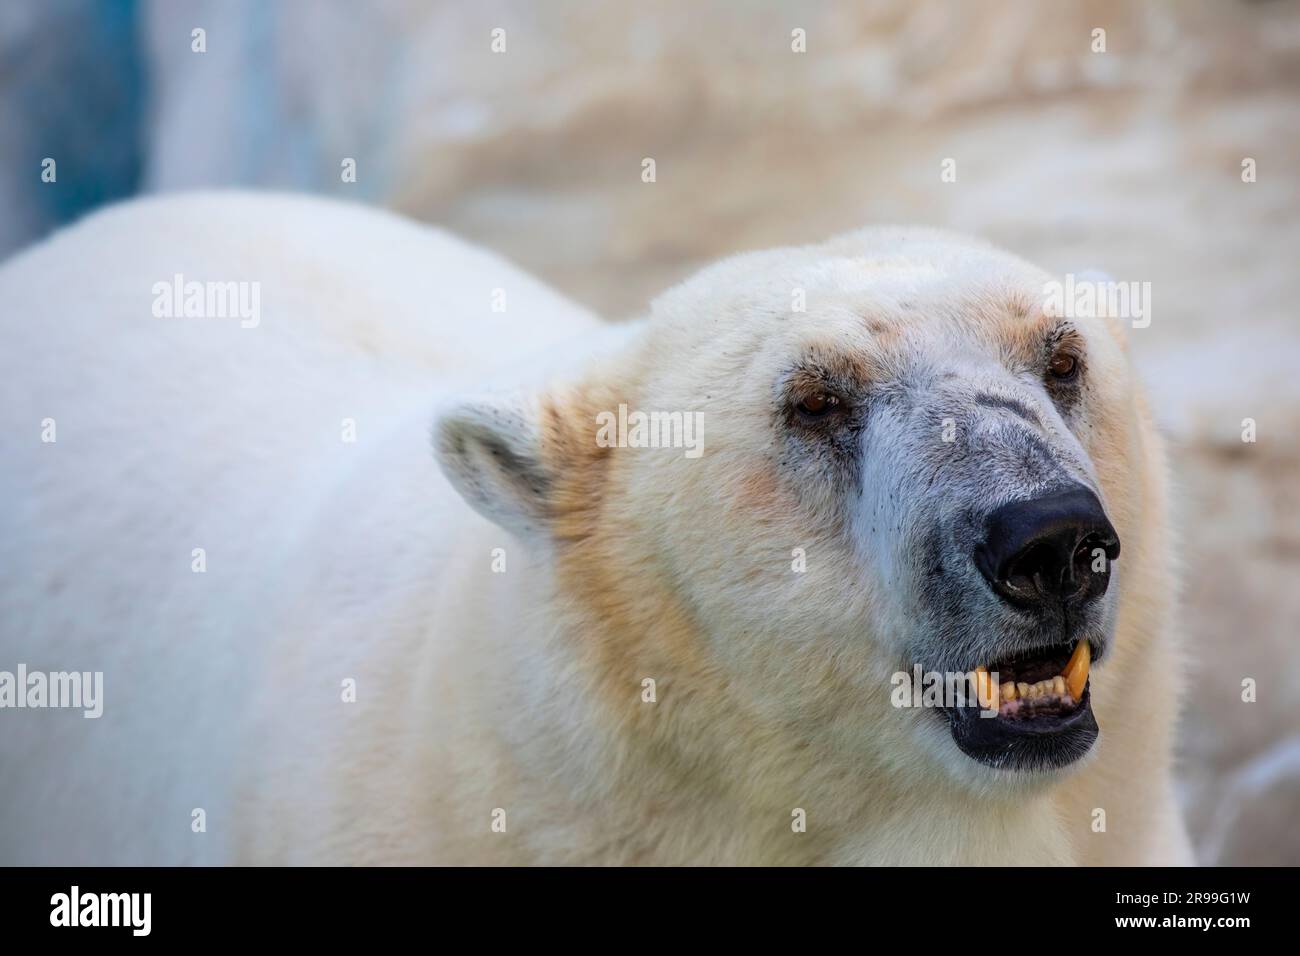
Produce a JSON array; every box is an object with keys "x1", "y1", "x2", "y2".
[{"x1": 0, "y1": 192, "x2": 1191, "y2": 865}]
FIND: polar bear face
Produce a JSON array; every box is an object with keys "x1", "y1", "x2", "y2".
[{"x1": 437, "y1": 228, "x2": 1141, "y2": 789}]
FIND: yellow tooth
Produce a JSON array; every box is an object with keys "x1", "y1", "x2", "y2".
[
  {"x1": 1053, "y1": 676, "x2": 1066, "y2": 697},
  {"x1": 1001, "y1": 681, "x2": 1017, "y2": 702},
  {"x1": 974, "y1": 666, "x2": 999, "y2": 710},
  {"x1": 1062, "y1": 641, "x2": 1091, "y2": 699},
  {"x1": 1018, "y1": 681, "x2": 1031, "y2": 699}
]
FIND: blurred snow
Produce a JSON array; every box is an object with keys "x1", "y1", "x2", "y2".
[{"x1": 1, "y1": 0, "x2": 1298, "y2": 863}]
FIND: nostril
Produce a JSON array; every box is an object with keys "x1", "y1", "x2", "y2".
[
  {"x1": 1075, "y1": 532, "x2": 1118, "y2": 570},
  {"x1": 1004, "y1": 541, "x2": 1070, "y2": 598}
]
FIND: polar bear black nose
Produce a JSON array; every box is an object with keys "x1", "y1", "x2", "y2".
[{"x1": 974, "y1": 486, "x2": 1120, "y2": 609}]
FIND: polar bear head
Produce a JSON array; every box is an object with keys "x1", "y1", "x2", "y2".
[{"x1": 435, "y1": 227, "x2": 1150, "y2": 792}]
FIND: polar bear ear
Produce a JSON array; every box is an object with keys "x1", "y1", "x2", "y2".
[{"x1": 432, "y1": 395, "x2": 552, "y2": 538}]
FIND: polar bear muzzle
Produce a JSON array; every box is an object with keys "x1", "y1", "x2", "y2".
[{"x1": 937, "y1": 485, "x2": 1119, "y2": 770}]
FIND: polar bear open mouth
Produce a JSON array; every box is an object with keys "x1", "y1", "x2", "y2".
[{"x1": 943, "y1": 640, "x2": 1099, "y2": 771}]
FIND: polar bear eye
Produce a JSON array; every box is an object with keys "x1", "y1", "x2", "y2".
[
  {"x1": 796, "y1": 393, "x2": 841, "y2": 418},
  {"x1": 1047, "y1": 351, "x2": 1078, "y2": 381}
]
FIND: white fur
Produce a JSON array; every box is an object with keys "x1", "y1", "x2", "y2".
[{"x1": 0, "y1": 193, "x2": 599, "y2": 863}]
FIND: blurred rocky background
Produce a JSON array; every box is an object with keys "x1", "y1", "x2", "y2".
[{"x1": 2, "y1": 0, "x2": 1297, "y2": 864}]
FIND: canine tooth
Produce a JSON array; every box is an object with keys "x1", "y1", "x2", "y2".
[
  {"x1": 1001, "y1": 681, "x2": 1017, "y2": 702},
  {"x1": 974, "y1": 666, "x2": 999, "y2": 710},
  {"x1": 1053, "y1": 676, "x2": 1066, "y2": 697},
  {"x1": 1062, "y1": 641, "x2": 1091, "y2": 699}
]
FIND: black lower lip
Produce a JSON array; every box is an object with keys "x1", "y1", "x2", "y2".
[{"x1": 944, "y1": 686, "x2": 1098, "y2": 771}]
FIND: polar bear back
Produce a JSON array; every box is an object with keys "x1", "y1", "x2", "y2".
[{"x1": 0, "y1": 192, "x2": 598, "y2": 863}]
